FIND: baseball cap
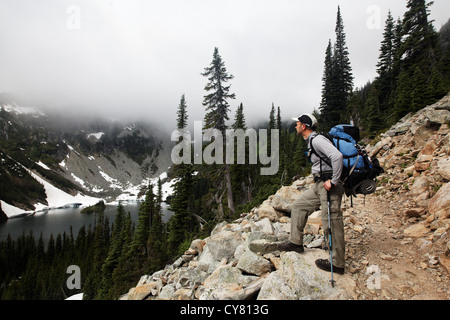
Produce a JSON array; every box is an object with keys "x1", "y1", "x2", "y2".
[{"x1": 292, "y1": 113, "x2": 318, "y2": 129}]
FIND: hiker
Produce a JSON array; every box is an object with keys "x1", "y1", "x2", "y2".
[{"x1": 278, "y1": 113, "x2": 345, "y2": 275}]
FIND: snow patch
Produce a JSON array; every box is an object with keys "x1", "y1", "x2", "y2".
[
  {"x1": 1, "y1": 166, "x2": 103, "y2": 218},
  {"x1": 36, "y1": 161, "x2": 50, "y2": 170},
  {"x1": 1, "y1": 103, "x2": 45, "y2": 116},
  {"x1": 87, "y1": 132, "x2": 104, "y2": 140},
  {"x1": 65, "y1": 293, "x2": 83, "y2": 300}
]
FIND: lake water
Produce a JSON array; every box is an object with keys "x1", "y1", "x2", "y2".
[{"x1": 0, "y1": 202, "x2": 174, "y2": 243}]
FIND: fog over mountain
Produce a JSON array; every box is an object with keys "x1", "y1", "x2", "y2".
[{"x1": 0, "y1": 1, "x2": 449, "y2": 129}]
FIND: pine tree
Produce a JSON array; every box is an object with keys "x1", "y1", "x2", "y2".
[
  {"x1": 147, "y1": 179, "x2": 167, "y2": 272},
  {"x1": 202, "y1": 47, "x2": 236, "y2": 133},
  {"x1": 232, "y1": 103, "x2": 246, "y2": 130},
  {"x1": 377, "y1": 11, "x2": 396, "y2": 78},
  {"x1": 168, "y1": 163, "x2": 194, "y2": 255},
  {"x1": 376, "y1": 11, "x2": 396, "y2": 114},
  {"x1": 169, "y1": 95, "x2": 195, "y2": 255},
  {"x1": 276, "y1": 107, "x2": 282, "y2": 130},
  {"x1": 394, "y1": 0, "x2": 438, "y2": 119},
  {"x1": 201, "y1": 47, "x2": 236, "y2": 217},
  {"x1": 110, "y1": 212, "x2": 134, "y2": 297},
  {"x1": 96, "y1": 204, "x2": 126, "y2": 299},
  {"x1": 364, "y1": 86, "x2": 383, "y2": 136},
  {"x1": 334, "y1": 6, "x2": 354, "y2": 97},
  {"x1": 83, "y1": 211, "x2": 109, "y2": 300},
  {"x1": 177, "y1": 94, "x2": 188, "y2": 129},
  {"x1": 320, "y1": 40, "x2": 335, "y2": 130},
  {"x1": 437, "y1": 19, "x2": 450, "y2": 90},
  {"x1": 320, "y1": 7, "x2": 354, "y2": 131},
  {"x1": 268, "y1": 104, "x2": 276, "y2": 130},
  {"x1": 400, "y1": 0, "x2": 437, "y2": 71},
  {"x1": 229, "y1": 103, "x2": 255, "y2": 209},
  {"x1": 130, "y1": 184, "x2": 155, "y2": 258}
]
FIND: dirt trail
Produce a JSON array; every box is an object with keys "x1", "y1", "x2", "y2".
[{"x1": 342, "y1": 193, "x2": 449, "y2": 300}]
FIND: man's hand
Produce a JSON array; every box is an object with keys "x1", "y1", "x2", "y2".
[{"x1": 324, "y1": 180, "x2": 333, "y2": 191}]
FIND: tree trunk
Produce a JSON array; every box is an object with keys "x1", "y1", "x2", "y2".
[{"x1": 224, "y1": 164, "x2": 235, "y2": 216}]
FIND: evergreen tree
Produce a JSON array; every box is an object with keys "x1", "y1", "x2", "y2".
[
  {"x1": 268, "y1": 103, "x2": 276, "y2": 130},
  {"x1": 433, "y1": 19, "x2": 450, "y2": 98},
  {"x1": 377, "y1": 11, "x2": 396, "y2": 78},
  {"x1": 364, "y1": 86, "x2": 383, "y2": 136},
  {"x1": 230, "y1": 103, "x2": 254, "y2": 209},
  {"x1": 110, "y1": 212, "x2": 134, "y2": 297},
  {"x1": 130, "y1": 184, "x2": 155, "y2": 259},
  {"x1": 376, "y1": 11, "x2": 397, "y2": 117},
  {"x1": 320, "y1": 7, "x2": 353, "y2": 131},
  {"x1": 201, "y1": 47, "x2": 236, "y2": 217},
  {"x1": 168, "y1": 164, "x2": 195, "y2": 255},
  {"x1": 394, "y1": 0, "x2": 438, "y2": 118},
  {"x1": 202, "y1": 47, "x2": 236, "y2": 133},
  {"x1": 232, "y1": 103, "x2": 247, "y2": 130},
  {"x1": 169, "y1": 95, "x2": 195, "y2": 255},
  {"x1": 334, "y1": 6, "x2": 354, "y2": 99},
  {"x1": 96, "y1": 204, "x2": 126, "y2": 299},
  {"x1": 147, "y1": 178, "x2": 167, "y2": 272},
  {"x1": 177, "y1": 94, "x2": 188, "y2": 129},
  {"x1": 82, "y1": 211, "x2": 109, "y2": 300},
  {"x1": 400, "y1": 0, "x2": 437, "y2": 71},
  {"x1": 276, "y1": 107, "x2": 282, "y2": 130},
  {"x1": 320, "y1": 40, "x2": 335, "y2": 130}
]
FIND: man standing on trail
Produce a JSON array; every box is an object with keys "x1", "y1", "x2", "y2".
[{"x1": 278, "y1": 113, "x2": 345, "y2": 275}]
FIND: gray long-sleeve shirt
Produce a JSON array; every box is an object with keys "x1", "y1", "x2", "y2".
[{"x1": 307, "y1": 132, "x2": 343, "y2": 186}]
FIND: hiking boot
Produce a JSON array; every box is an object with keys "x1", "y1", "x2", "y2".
[
  {"x1": 277, "y1": 242, "x2": 304, "y2": 254},
  {"x1": 315, "y1": 259, "x2": 344, "y2": 275}
]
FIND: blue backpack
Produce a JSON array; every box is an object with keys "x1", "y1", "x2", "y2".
[{"x1": 310, "y1": 125, "x2": 384, "y2": 197}]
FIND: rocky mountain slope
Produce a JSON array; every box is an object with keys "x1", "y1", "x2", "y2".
[
  {"x1": 0, "y1": 99, "x2": 171, "y2": 216},
  {"x1": 123, "y1": 93, "x2": 450, "y2": 301}
]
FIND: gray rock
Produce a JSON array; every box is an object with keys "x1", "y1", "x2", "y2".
[
  {"x1": 236, "y1": 250, "x2": 273, "y2": 276},
  {"x1": 257, "y1": 251, "x2": 356, "y2": 300},
  {"x1": 249, "y1": 239, "x2": 279, "y2": 255}
]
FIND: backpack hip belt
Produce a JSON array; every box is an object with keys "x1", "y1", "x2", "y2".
[{"x1": 313, "y1": 171, "x2": 333, "y2": 183}]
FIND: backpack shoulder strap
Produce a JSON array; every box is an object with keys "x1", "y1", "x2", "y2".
[{"x1": 309, "y1": 133, "x2": 332, "y2": 168}]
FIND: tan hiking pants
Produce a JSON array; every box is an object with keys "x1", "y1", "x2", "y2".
[{"x1": 290, "y1": 180, "x2": 345, "y2": 268}]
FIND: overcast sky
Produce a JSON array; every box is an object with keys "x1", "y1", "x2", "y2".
[{"x1": 0, "y1": 0, "x2": 448, "y2": 130}]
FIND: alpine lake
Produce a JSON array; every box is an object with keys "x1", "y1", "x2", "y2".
[{"x1": 0, "y1": 201, "x2": 174, "y2": 243}]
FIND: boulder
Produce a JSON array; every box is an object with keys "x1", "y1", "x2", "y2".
[
  {"x1": 249, "y1": 239, "x2": 279, "y2": 255},
  {"x1": 253, "y1": 217, "x2": 274, "y2": 234},
  {"x1": 196, "y1": 229, "x2": 244, "y2": 274},
  {"x1": 236, "y1": 250, "x2": 273, "y2": 276},
  {"x1": 257, "y1": 251, "x2": 356, "y2": 300},
  {"x1": 425, "y1": 100, "x2": 450, "y2": 124},
  {"x1": 203, "y1": 230, "x2": 243, "y2": 262},
  {"x1": 404, "y1": 223, "x2": 430, "y2": 238},
  {"x1": 414, "y1": 155, "x2": 433, "y2": 172},
  {"x1": 428, "y1": 183, "x2": 450, "y2": 220},
  {"x1": 268, "y1": 185, "x2": 303, "y2": 213},
  {"x1": 410, "y1": 175, "x2": 430, "y2": 201},
  {"x1": 437, "y1": 157, "x2": 450, "y2": 180},
  {"x1": 256, "y1": 203, "x2": 280, "y2": 221}
]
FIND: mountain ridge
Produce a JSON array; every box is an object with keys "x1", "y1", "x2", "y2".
[{"x1": 0, "y1": 100, "x2": 172, "y2": 217}]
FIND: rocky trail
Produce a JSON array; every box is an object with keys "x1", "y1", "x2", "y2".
[{"x1": 343, "y1": 194, "x2": 449, "y2": 300}]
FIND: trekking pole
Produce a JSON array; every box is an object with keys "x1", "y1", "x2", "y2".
[{"x1": 327, "y1": 191, "x2": 336, "y2": 288}]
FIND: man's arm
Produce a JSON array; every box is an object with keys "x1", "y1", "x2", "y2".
[{"x1": 315, "y1": 136, "x2": 343, "y2": 189}]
